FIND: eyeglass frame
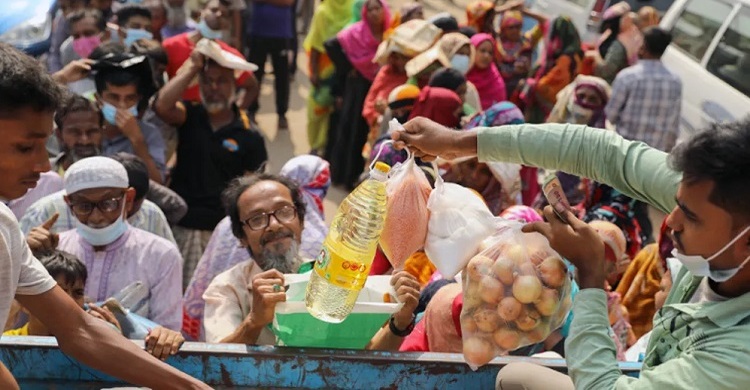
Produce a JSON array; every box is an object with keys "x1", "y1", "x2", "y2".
[
  {"x1": 68, "y1": 195, "x2": 126, "y2": 216},
  {"x1": 242, "y1": 205, "x2": 298, "y2": 231}
]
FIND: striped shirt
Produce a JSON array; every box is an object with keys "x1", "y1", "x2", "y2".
[{"x1": 605, "y1": 60, "x2": 682, "y2": 152}]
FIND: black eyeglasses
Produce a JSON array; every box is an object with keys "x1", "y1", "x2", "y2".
[
  {"x1": 242, "y1": 205, "x2": 297, "y2": 231},
  {"x1": 69, "y1": 196, "x2": 124, "y2": 216}
]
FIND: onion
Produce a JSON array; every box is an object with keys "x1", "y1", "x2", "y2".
[
  {"x1": 505, "y1": 244, "x2": 527, "y2": 267},
  {"x1": 467, "y1": 255, "x2": 494, "y2": 282},
  {"x1": 534, "y1": 288, "x2": 560, "y2": 316},
  {"x1": 493, "y1": 328, "x2": 521, "y2": 351},
  {"x1": 463, "y1": 337, "x2": 495, "y2": 366},
  {"x1": 480, "y1": 276, "x2": 505, "y2": 304},
  {"x1": 515, "y1": 307, "x2": 542, "y2": 331},
  {"x1": 497, "y1": 297, "x2": 523, "y2": 322},
  {"x1": 539, "y1": 257, "x2": 567, "y2": 288},
  {"x1": 512, "y1": 275, "x2": 543, "y2": 304},
  {"x1": 491, "y1": 257, "x2": 515, "y2": 285},
  {"x1": 463, "y1": 284, "x2": 484, "y2": 309},
  {"x1": 524, "y1": 322, "x2": 550, "y2": 343},
  {"x1": 473, "y1": 307, "x2": 501, "y2": 333},
  {"x1": 517, "y1": 262, "x2": 538, "y2": 276},
  {"x1": 462, "y1": 316, "x2": 479, "y2": 334}
]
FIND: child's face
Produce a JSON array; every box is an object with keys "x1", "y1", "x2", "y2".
[
  {"x1": 55, "y1": 276, "x2": 86, "y2": 308},
  {"x1": 475, "y1": 41, "x2": 494, "y2": 69}
]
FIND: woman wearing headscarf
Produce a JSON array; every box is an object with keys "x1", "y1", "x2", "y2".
[
  {"x1": 496, "y1": 4, "x2": 548, "y2": 95},
  {"x1": 465, "y1": 0, "x2": 495, "y2": 34},
  {"x1": 181, "y1": 155, "x2": 331, "y2": 341},
  {"x1": 436, "y1": 33, "x2": 482, "y2": 114},
  {"x1": 584, "y1": 2, "x2": 642, "y2": 84},
  {"x1": 325, "y1": 0, "x2": 391, "y2": 189},
  {"x1": 467, "y1": 33, "x2": 508, "y2": 110},
  {"x1": 408, "y1": 87, "x2": 464, "y2": 129},
  {"x1": 454, "y1": 101, "x2": 528, "y2": 213},
  {"x1": 304, "y1": 0, "x2": 354, "y2": 155},
  {"x1": 391, "y1": 2, "x2": 424, "y2": 28},
  {"x1": 520, "y1": 16, "x2": 583, "y2": 123}
]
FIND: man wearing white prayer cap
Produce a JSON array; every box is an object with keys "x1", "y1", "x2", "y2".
[
  {"x1": 56, "y1": 156, "x2": 184, "y2": 331},
  {"x1": 154, "y1": 40, "x2": 268, "y2": 289}
]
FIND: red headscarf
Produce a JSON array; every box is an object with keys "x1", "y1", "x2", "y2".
[
  {"x1": 466, "y1": 33, "x2": 508, "y2": 110},
  {"x1": 337, "y1": 0, "x2": 392, "y2": 81},
  {"x1": 408, "y1": 86, "x2": 463, "y2": 128}
]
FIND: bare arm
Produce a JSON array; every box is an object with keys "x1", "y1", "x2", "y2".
[
  {"x1": 16, "y1": 286, "x2": 209, "y2": 389},
  {"x1": 521, "y1": 7, "x2": 548, "y2": 24},
  {"x1": 218, "y1": 317, "x2": 265, "y2": 345},
  {"x1": 154, "y1": 53, "x2": 203, "y2": 127},
  {"x1": 0, "y1": 362, "x2": 18, "y2": 390},
  {"x1": 366, "y1": 272, "x2": 420, "y2": 351}
]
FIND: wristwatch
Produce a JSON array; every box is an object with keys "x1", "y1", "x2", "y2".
[{"x1": 388, "y1": 314, "x2": 416, "y2": 337}]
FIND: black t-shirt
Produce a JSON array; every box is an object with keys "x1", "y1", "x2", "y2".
[{"x1": 170, "y1": 103, "x2": 268, "y2": 230}]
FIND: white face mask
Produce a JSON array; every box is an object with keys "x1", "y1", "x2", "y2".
[
  {"x1": 671, "y1": 225, "x2": 750, "y2": 282},
  {"x1": 450, "y1": 54, "x2": 471, "y2": 75},
  {"x1": 75, "y1": 198, "x2": 129, "y2": 246}
]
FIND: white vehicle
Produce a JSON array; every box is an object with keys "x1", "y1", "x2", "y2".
[
  {"x1": 659, "y1": 0, "x2": 750, "y2": 138},
  {"x1": 527, "y1": 0, "x2": 674, "y2": 43}
]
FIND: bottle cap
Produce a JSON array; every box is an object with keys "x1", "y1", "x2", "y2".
[{"x1": 374, "y1": 162, "x2": 391, "y2": 174}]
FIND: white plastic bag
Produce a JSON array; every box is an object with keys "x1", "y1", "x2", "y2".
[{"x1": 425, "y1": 163, "x2": 496, "y2": 279}]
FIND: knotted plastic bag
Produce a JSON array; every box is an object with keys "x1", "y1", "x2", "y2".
[
  {"x1": 425, "y1": 162, "x2": 496, "y2": 279},
  {"x1": 460, "y1": 221, "x2": 573, "y2": 368},
  {"x1": 379, "y1": 120, "x2": 432, "y2": 269}
]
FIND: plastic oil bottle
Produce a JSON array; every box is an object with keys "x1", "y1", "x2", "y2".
[{"x1": 305, "y1": 162, "x2": 390, "y2": 323}]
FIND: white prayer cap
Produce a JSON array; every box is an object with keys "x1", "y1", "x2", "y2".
[{"x1": 64, "y1": 157, "x2": 129, "y2": 195}]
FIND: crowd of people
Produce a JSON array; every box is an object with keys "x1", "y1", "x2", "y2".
[{"x1": 1, "y1": 0, "x2": 749, "y2": 388}]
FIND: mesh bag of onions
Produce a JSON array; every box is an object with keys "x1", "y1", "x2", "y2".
[{"x1": 460, "y1": 221, "x2": 573, "y2": 368}]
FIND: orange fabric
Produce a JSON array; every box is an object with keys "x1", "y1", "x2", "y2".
[
  {"x1": 403, "y1": 251, "x2": 438, "y2": 287},
  {"x1": 535, "y1": 54, "x2": 579, "y2": 105},
  {"x1": 614, "y1": 244, "x2": 663, "y2": 338},
  {"x1": 362, "y1": 64, "x2": 409, "y2": 125}
]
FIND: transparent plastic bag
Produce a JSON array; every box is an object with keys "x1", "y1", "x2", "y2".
[
  {"x1": 379, "y1": 132, "x2": 432, "y2": 269},
  {"x1": 460, "y1": 220, "x2": 573, "y2": 368},
  {"x1": 425, "y1": 162, "x2": 496, "y2": 279}
]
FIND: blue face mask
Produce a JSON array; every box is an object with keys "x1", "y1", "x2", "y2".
[
  {"x1": 451, "y1": 54, "x2": 471, "y2": 75},
  {"x1": 124, "y1": 28, "x2": 153, "y2": 47},
  {"x1": 197, "y1": 18, "x2": 223, "y2": 40},
  {"x1": 75, "y1": 200, "x2": 128, "y2": 246},
  {"x1": 101, "y1": 102, "x2": 138, "y2": 125}
]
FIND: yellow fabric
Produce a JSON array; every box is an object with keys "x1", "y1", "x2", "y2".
[
  {"x1": 403, "y1": 251, "x2": 437, "y2": 287},
  {"x1": 614, "y1": 243, "x2": 663, "y2": 338},
  {"x1": 303, "y1": 0, "x2": 354, "y2": 53},
  {"x1": 3, "y1": 323, "x2": 29, "y2": 336}
]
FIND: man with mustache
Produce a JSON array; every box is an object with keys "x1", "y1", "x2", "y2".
[
  {"x1": 155, "y1": 48, "x2": 268, "y2": 288},
  {"x1": 203, "y1": 174, "x2": 420, "y2": 348},
  {"x1": 392, "y1": 116, "x2": 750, "y2": 389},
  {"x1": 56, "y1": 156, "x2": 183, "y2": 331}
]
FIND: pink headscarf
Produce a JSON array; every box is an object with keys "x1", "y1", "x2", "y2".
[
  {"x1": 466, "y1": 33, "x2": 508, "y2": 110},
  {"x1": 337, "y1": 0, "x2": 392, "y2": 81}
]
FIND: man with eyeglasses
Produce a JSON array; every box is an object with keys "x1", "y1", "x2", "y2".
[
  {"x1": 202, "y1": 174, "x2": 420, "y2": 348},
  {"x1": 55, "y1": 156, "x2": 183, "y2": 331}
]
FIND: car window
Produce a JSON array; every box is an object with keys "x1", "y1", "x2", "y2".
[
  {"x1": 706, "y1": 6, "x2": 750, "y2": 98},
  {"x1": 670, "y1": 0, "x2": 733, "y2": 61}
]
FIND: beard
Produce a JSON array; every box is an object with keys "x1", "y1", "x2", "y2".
[
  {"x1": 251, "y1": 240, "x2": 300, "y2": 274},
  {"x1": 66, "y1": 145, "x2": 101, "y2": 163},
  {"x1": 199, "y1": 87, "x2": 235, "y2": 114}
]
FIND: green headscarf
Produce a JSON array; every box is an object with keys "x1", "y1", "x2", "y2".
[
  {"x1": 303, "y1": 0, "x2": 355, "y2": 52},
  {"x1": 350, "y1": 0, "x2": 366, "y2": 24}
]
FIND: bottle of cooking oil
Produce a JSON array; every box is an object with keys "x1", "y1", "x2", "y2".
[{"x1": 305, "y1": 162, "x2": 390, "y2": 323}]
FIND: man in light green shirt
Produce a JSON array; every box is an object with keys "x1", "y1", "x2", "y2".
[{"x1": 393, "y1": 117, "x2": 750, "y2": 390}]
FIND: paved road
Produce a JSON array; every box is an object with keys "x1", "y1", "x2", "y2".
[{"x1": 253, "y1": 0, "x2": 471, "y2": 222}]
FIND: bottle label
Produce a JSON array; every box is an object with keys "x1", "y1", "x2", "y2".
[{"x1": 313, "y1": 246, "x2": 369, "y2": 290}]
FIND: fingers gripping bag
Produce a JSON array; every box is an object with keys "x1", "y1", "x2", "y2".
[
  {"x1": 424, "y1": 161, "x2": 496, "y2": 279},
  {"x1": 379, "y1": 120, "x2": 432, "y2": 269},
  {"x1": 460, "y1": 221, "x2": 573, "y2": 368}
]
